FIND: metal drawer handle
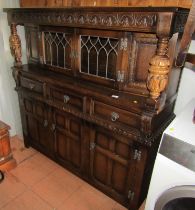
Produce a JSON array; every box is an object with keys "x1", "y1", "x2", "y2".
[
  {"x1": 29, "y1": 83, "x2": 35, "y2": 90},
  {"x1": 43, "y1": 119, "x2": 48, "y2": 127},
  {"x1": 63, "y1": 95, "x2": 70, "y2": 104},
  {"x1": 111, "y1": 112, "x2": 119, "y2": 122}
]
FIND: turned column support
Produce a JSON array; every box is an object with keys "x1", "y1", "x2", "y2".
[
  {"x1": 147, "y1": 37, "x2": 170, "y2": 100},
  {"x1": 147, "y1": 13, "x2": 173, "y2": 100},
  {"x1": 9, "y1": 23, "x2": 22, "y2": 67}
]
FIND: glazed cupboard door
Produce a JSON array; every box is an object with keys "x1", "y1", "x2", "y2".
[
  {"x1": 21, "y1": 96, "x2": 54, "y2": 157},
  {"x1": 75, "y1": 29, "x2": 129, "y2": 88},
  {"x1": 54, "y1": 109, "x2": 84, "y2": 174},
  {"x1": 89, "y1": 126, "x2": 136, "y2": 206},
  {"x1": 39, "y1": 26, "x2": 75, "y2": 76}
]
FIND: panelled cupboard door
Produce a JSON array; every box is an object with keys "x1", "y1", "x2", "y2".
[
  {"x1": 22, "y1": 97, "x2": 54, "y2": 157},
  {"x1": 22, "y1": 97, "x2": 40, "y2": 145},
  {"x1": 54, "y1": 109, "x2": 84, "y2": 174},
  {"x1": 75, "y1": 29, "x2": 129, "y2": 87},
  {"x1": 89, "y1": 126, "x2": 136, "y2": 206},
  {"x1": 35, "y1": 103, "x2": 54, "y2": 157}
]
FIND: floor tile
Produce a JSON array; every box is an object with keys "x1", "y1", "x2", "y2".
[
  {"x1": 113, "y1": 202, "x2": 128, "y2": 210},
  {"x1": 0, "y1": 172, "x2": 27, "y2": 208},
  {"x1": 10, "y1": 152, "x2": 58, "y2": 187},
  {"x1": 58, "y1": 183, "x2": 117, "y2": 210},
  {"x1": 10, "y1": 135, "x2": 37, "y2": 164},
  {"x1": 32, "y1": 167, "x2": 83, "y2": 208},
  {"x1": 1, "y1": 190, "x2": 53, "y2": 210}
]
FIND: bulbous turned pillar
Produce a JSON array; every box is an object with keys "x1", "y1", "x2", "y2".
[
  {"x1": 9, "y1": 23, "x2": 22, "y2": 67},
  {"x1": 147, "y1": 37, "x2": 170, "y2": 100}
]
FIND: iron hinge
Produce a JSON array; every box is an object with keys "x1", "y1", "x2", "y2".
[
  {"x1": 40, "y1": 56, "x2": 44, "y2": 64},
  {"x1": 117, "y1": 71, "x2": 125, "y2": 82},
  {"x1": 90, "y1": 142, "x2": 96, "y2": 150},
  {"x1": 51, "y1": 123, "x2": 56, "y2": 132},
  {"x1": 133, "y1": 149, "x2": 142, "y2": 161},
  {"x1": 70, "y1": 50, "x2": 79, "y2": 59},
  {"x1": 128, "y1": 190, "x2": 135, "y2": 201},
  {"x1": 120, "y1": 38, "x2": 128, "y2": 51}
]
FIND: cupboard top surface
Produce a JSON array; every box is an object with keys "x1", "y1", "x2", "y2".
[{"x1": 4, "y1": 7, "x2": 189, "y2": 12}]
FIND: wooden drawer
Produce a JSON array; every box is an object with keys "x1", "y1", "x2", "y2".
[
  {"x1": 50, "y1": 87, "x2": 84, "y2": 112},
  {"x1": 92, "y1": 100, "x2": 141, "y2": 129},
  {"x1": 20, "y1": 77, "x2": 43, "y2": 94}
]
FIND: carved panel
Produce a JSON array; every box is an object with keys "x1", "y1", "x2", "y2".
[
  {"x1": 126, "y1": 33, "x2": 157, "y2": 93},
  {"x1": 25, "y1": 26, "x2": 39, "y2": 63}
]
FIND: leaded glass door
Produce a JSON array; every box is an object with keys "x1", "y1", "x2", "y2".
[
  {"x1": 75, "y1": 29, "x2": 129, "y2": 88},
  {"x1": 40, "y1": 26, "x2": 75, "y2": 76}
]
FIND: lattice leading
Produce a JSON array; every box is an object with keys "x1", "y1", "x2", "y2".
[
  {"x1": 43, "y1": 31, "x2": 72, "y2": 70},
  {"x1": 80, "y1": 36, "x2": 119, "y2": 80}
]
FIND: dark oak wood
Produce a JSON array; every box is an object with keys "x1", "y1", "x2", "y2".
[
  {"x1": 0, "y1": 121, "x2": 16, "y2": 171},
  {"x1": 5, "y1": 6, "x2": 190, "y2": 210}
]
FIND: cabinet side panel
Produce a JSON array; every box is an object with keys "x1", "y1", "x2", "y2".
[{"x1": 25, "y1": 26, "x2": 39, "y2": 64}]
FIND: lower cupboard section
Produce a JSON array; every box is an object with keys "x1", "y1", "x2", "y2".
[{"x1": 21, "y1": 97, "x2": 147, "y2": 209}]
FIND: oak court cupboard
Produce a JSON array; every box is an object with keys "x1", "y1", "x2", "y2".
[{"x1": 4, "y1": 4, "x2": 192, "y2": 209}]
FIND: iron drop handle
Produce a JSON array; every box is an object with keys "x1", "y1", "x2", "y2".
[
  {"x1": 43, "y1": 119, "x2": 48, "y2": 127},
  {"x1": 63, "y1": 95, "x2": 70, "y2": 104},
  {"x1": 111, "y1": 112, "x2": 119, "y2": 122}
]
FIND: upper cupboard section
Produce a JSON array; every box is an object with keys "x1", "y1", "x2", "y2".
[{"x1": 25, "y1": 25, "x2": 157, "y2": 92}]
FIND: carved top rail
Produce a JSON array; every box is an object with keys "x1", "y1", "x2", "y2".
[{"x1": 5, "y1": 7, "x2": 189, "y2": 33}]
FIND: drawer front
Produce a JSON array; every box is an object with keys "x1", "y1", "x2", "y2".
[
  {"x1": 20, "y1": 77, "x2": 43, "y2": 94},
  {"x1": 50, "y1": 87, "x2": 84, "y2": 112},
  {"x1": 92, "y1": 101, "x2": 141, "y2": 129}
]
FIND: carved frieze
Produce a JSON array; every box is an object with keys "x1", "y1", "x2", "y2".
[
  {"x1": 9, "y1": 9, "x2": 157, "y2": 32},
  {"x1": 6, "y1": 8, "x2": 189, "y2": 33}
]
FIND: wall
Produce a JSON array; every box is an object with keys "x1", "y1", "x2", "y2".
[
  {"x1": 0, "y1": 0, "x2": 26, "y2": 136},
  {"x1": 174, "y1": 41, "x2": 195, "y2": 115}
]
